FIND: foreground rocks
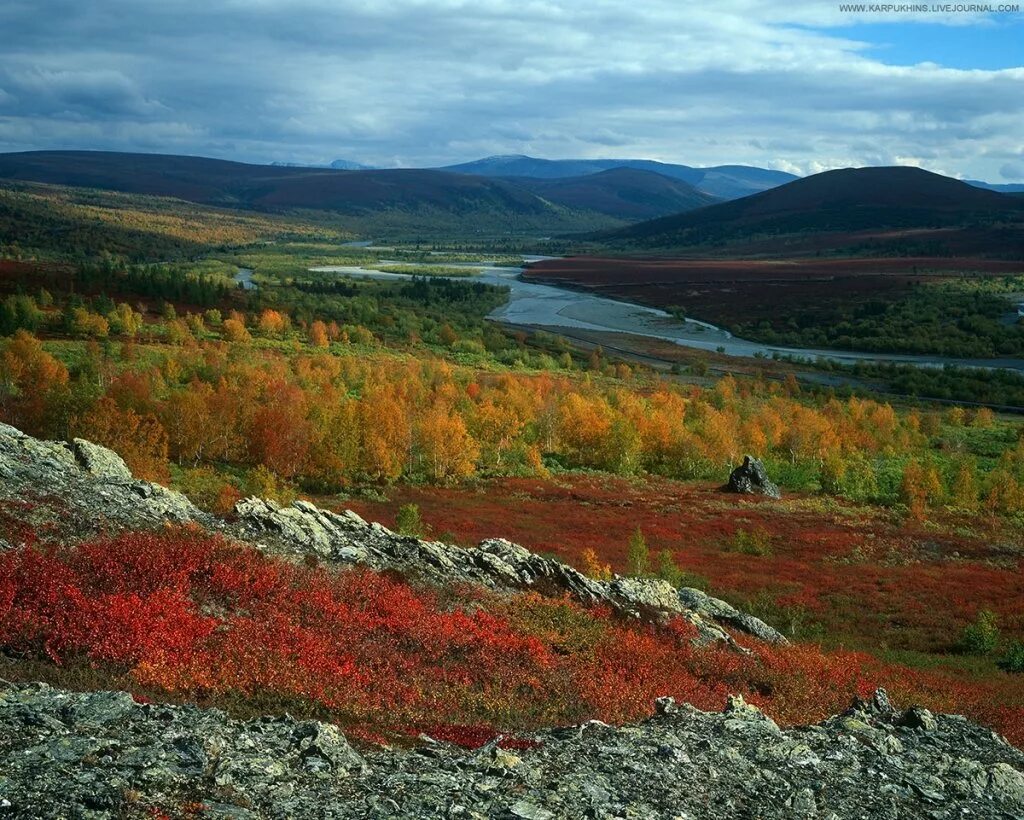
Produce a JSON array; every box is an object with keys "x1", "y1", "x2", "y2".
[
  {"x1": 727, "y1": 454, "x2": 782, "y2": 499},
  {"x1": 1, "y1": 682, "x2": 1022, "y2": 819},
  {"x1": 0, "y1": 423, "x2": 785, "y2": 646}
]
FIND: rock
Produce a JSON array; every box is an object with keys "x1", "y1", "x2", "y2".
[
  {"x1": 2, "y1": 683, "x2": 1023, "y2": 819},
  {"x1": 290, "y1": 722, "x2": 366, "y2": 775},
  {"x1": 988, "y1": 762, "x2": 1024, "y2": 803},
  {"x1": 70, "y1": 438, "x2": 133, "y2": 481},
  {"x1": 677, "y1": 587, "x2": 788, "y2": 645},
  {"x1": 509, "y1": 799, "x2": 555, "y2": 820},
  {"x1": 726, "y1": 455, "x2": 782, "y2": 499},
  {"x1": 898, "y1": 705, "x2": 938, "y2": 733},
  {"x1": 0, "y1": 423, "x2": 202, "y2": 532}
]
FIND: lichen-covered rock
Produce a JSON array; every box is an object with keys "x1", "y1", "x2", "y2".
[
  {"x1": 69, "y1": 437, "x2": 133, "y2": 481},
  {"x1": 678, "y1": 586, "x2": 788, "y2": 644},
  {"x1": 727, "y1": 454, "x2": 782, "y2": 499},
  {"x1": 0, "y1": 423, "x2": 202, "y2": 534},
  {"x1": 2, "y1": 682, "x2": 1021, "y2": 819}
]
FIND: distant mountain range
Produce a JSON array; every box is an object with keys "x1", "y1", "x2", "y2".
[
  {"x1": 271, "y1": 159, "x2": 374, "y2": 171},
  {"x1": 595, "y1": 166, "x2": 1024, "y2": 257},
  {"x1": 0, "y1": 150, "x2": 716, "y2": 225},
  {"x1": 438, "y1": 155, "x2": 798, "y2": 201},
  {"x1": 499, "y1": 167, "x2": 717, "y2": 220},
  {"x1": 966, "y1": 180, "x2": 1024, "y2": 194},
  {"x1": 1, "y1": 151, "x2": 1020, "y2": 251},
  {"x1": 271, "y1": 152, "x2": 1022, "y2": 200}
]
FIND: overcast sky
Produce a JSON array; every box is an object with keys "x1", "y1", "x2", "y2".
[{"x1": 0, "y1": 0, "x2": 1021, "y2": 180}]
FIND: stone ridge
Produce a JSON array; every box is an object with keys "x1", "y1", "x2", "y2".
[
  {"x1": 1, "y1": 682, "x2": 1022, "y2": 819},
  {"x1": 0, "y1": 423, "x2": 785, "y2": 646}
]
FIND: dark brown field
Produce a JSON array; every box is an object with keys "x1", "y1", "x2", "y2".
[{"x1": 525, "y1": 256, "x2": 1024, "y2": 326}]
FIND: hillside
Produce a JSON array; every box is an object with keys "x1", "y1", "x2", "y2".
[
  {"x1": 0, "y1": 151, "x2": 626, "y2": 238},
  {"x1": 503, "y1": 167, "x2": 718, "y2": 219},
  {"x1": 596, "y1": 166, "x2": 1024, "y2": 256},
  {"x1": 0, "y1": 150, "x2": 739, "y2": 234},
  {"x1": 2, "y1": 424, "x2": 1024, "y2": 817},
  {"x1": 0, "y1": 150, "x2": 551, "y2": 214},
  {"x1": 441, "y1": 154, "x2": 798, "y2": 199}
]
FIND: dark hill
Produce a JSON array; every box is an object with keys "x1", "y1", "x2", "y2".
[
  {"x1": 440, "y1": 154, "x2": 797, "y2": 200},
  {"x1": 0, "y1": 150, "x2": 556, "y2": 216},
  {"x1": 503, "y1": 167, "x2": 718, "y2": 219},
  {"x1": 0, "y1": 150, "x2": 726, "y2": 227},
  {"x1": 598, "y1": 166, "x2": 1024, "y2": 256}
]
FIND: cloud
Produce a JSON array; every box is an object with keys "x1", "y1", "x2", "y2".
[
  {"x1": 1000, "y1": 162, "x2": 1024, "y2": 180},
  {"x1": 0, "y1": 0, "x2": 1020, "y2": 180}
]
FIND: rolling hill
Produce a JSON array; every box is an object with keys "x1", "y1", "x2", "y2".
[
  {"x1": 504, "y1": 167, "x2": 717, "y2": 219},
  {"x1": 440, "y1": 154, "x2": 798, "y2": 200},
  {"x1": 596, "y1": 166, "x2": 1024, "y2": 257},
  {"x1": 0, "y1": 150, "x2": 723, "y2": 233},
  {"x1": 0, "y1": 151, "x2": 555, "y2": 215}
]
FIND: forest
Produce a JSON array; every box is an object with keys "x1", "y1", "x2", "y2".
[{"x1": 735, "y1": 276, "x2": 1024, "y2": 358}]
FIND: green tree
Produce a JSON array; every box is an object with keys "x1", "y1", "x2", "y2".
[
  {"x1": 395, "y1": 503, "x2": 424, "y2": 538},
  {"x1": 960, "y1": 609, "x2": 1000, "y2": 654},
  {"x1": 999, "y1": 641, "x2": 1024, "y2": 673},
  {"x1": 626, "y1": 527, "x2": 650, "y2": 577},
  {"x1": 656, "y1": 548, "x2": 683, "y2": 587}
]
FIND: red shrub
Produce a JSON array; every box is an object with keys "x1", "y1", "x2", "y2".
[{"x1": 1, "y1": 529, "x2": 1022, "y2": 747}]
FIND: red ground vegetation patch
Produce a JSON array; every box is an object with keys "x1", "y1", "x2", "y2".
[
  {"x1": 524, "y1": 256, "x2": 1023, "y2": 327},
  {"x1": 344, "y1": 475, "x2": 1024, "y2": 656},
  {"x1": 3, "y1": 528, "x2": 1022, "y2": 746}
]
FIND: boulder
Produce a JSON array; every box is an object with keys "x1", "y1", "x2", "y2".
[{"x1": 727, "y1": 455, "x2": 781, "y2": 499}]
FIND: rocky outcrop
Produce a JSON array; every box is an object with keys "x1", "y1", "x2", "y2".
[
  {"x1": 2, "y1": 682, "x2": 1022, "y2": 819},
  {"x1": 0, "y1": 424, "x2": 786, "y2": 646},
  {"x1": 0, "y1": 423, "x2": 205, "y2": 536},
  {"x1": 727, "y1": 454, "x2": 782, "y2": 499},
  {"x1": 233, "y1": 500, "x2": 788, "y2": 646}
]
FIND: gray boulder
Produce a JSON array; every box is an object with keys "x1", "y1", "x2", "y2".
[{"x1": 727, "y1": 455, "x2": 782, "y2": 499}]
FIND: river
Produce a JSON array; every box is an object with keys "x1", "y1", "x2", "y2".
[{"x1": 305, "y1": 259, "x2": 1024, "y2": 374}]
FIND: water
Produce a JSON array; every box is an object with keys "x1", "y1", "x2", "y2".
[
  {"x1": 233, "y1": 268, "x2": 256, "y2": 291},
  {"x1": 308, "y1": 259, "x2": 1024, "y2": 374}
]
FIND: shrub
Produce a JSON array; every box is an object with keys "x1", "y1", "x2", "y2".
[
  {"x1": 656, "y1": 549, "x2": 685, "y2": 588},
  {"x1": 581, "y1": 547, "x2": 612, "y2": 581},
  {"x1": 395, "y1": 503, "x2": 424, "y2": 537},
  {"x1": 176, "y1": 467, "x2": 241, "y2": 516},
  {"x1": 999, "y1": 642, "x2": 1024, "y2": 674},
  {"x1": 729, "y1": 527, "x2": 773, "y2": 557},
  {"x1": 243, "y1": 465, "x2": 297, "y2": 506},
  {"x1": 626, "y1": 528, "x2": 650, "y2": 577},
  {"x1": 960, "y1": 609, "x2": 1001, "y2": 655},
  {"x1": 0, "y1": 530, "x2": 1022, "y2": 746}
]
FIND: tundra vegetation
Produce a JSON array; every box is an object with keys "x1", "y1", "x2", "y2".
[{"x1": 1, "y1": 181, "x2": 1023, "y2": 758}]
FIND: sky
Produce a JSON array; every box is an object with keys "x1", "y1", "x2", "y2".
[{"x1": 0, "y1": 0, "x2": 1022, "y2": 181}]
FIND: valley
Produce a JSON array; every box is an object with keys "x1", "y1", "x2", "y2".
[
  {"x1": 1, "y1": 152, "x2": 1023, "y2": 819},
  {"x1": 321, "y1": 255, "x2": 1024, "y2": 374}
]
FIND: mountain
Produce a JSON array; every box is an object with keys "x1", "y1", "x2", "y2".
[
  {"x1": 0, "y1": 150, "x2": 632, "y2": 237},
  {"x1": 967, "y1": 179, "x2": 1024, "y2": 194},
  {"x1": 270, "y1": 159, "x2": 375, "y2": 170},
  {"x1": 504, "y1": 167, "x2": 718, "y2": 219},
  {"x1": 596, "y1": 166, "x2": 1024, "y2": 256},
  {"x1": 0, "y1": 150, "x2": 549, "y2": 213},
  {"x1": 0, "y1": 150, "x2": 723, "y2": 227},
  {"x1": 440, "y1": 154, "x2": 798, "y2": 200},
  {"x1": 329, "y1": 159, "x2": 375, "y2": 170}
]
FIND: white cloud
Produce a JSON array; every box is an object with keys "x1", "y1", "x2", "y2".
[{"x1": 0, "y1": 0, "x2": 1019, "y2": 180}]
